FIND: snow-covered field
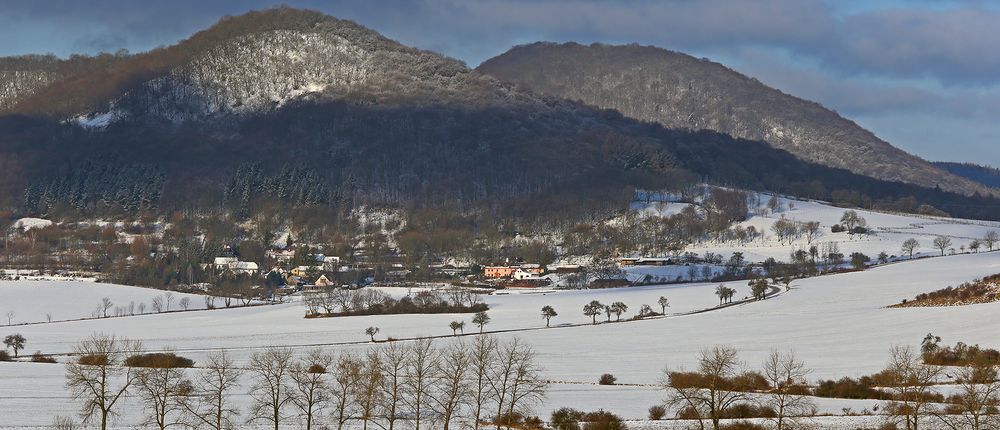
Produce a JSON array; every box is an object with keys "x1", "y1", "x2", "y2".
[
  {"x1": 1, "y1": 251, "x2": 999, "y2": 427},
  {"x1": 0, "y1": 281, "x2": 211, "y2": 324},
  {"x1": 636, "y1": 194, "x2": 1000, "y2": 264},
  {"x1": 2, "y1": 195, "x2": 999, "y2": 427}
]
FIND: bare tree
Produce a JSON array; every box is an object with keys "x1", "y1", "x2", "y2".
[
  {"x1": 183, "y1": 350, "x2": 243, "y2": 430},
  {"x1": 932, "y1": 361, "x2": 1000, "y2": 430},
  {"x1": 379, "y1": 342, "x2": 408, "y2": 430},
  {"x1": 609, "y1": 302, "x2": 628, "y2": 321},
  {"x1": 840, "y1": 210, "x2": 866, "y2": 236},
  {"x1": 488, "y1": 337, "x2": 546, "y2": 429},
  {"x1": 100, "y1": 297, "x2": 113, "y2": 318},
  {"x1": 473, "y1": 311, "x2": 491, "y2": 333},
  {"x1": 503, "y1": 340, "x2": 546, "y2": 425},
  {"x1": 133, "y1": 352, "x2": 193, "y2": 430},
  {"x1": 450, "y1": 320, "x2": 466, "y2": 336},
  {"x1": 3, "y1": 333, "x2": 26, "y2": 357},
  {"x1": 356, "y1": 349, "x2": 385, "y2": 430},
  {"x1": 366, "y1": 326, "x2": 379, "y2": 342},
  {"x1": 658, "y1": 296, "x2": 670, "y2": 315},
  {"x1": 290, "y1": 349, "x2": 333, "y2": 430},
  {"x1": 802, "y1": 221, "x2": 821, "y2": 244},
  {"x1": 330, "y1": 353, "x2": 361, "y2": 430},
  {"x1": 902, "y1": 238, "x2": 920, "y2": 259},
  {"x1": 984, "y1": 230, "x2": 999, "y2": 251},
  {"x1": 4, "y1": 310, "x2": 13, "y2": 326},
  {"x1": 761, "y1": 350, "x2": 816, "y2": 430},
  {"x1": 179, "y1": 297, "x2": 191, "y2": 311},
  {"x1": 666, "y1": 346, "x2": 753, "y2": 430},
  {"x1": 541, "y1": 305, "x2": 557, "y2": 327},
  {"x1": 65, "y1": 334, "x2": 144, "y2": 430},
  {"x1": 468, "y1": 335, "x2": 498, "y2": 430},
  {"x1": 433, "y1": 340, "x2": 471, "y2": 430},
  {"x1": 933, "y1": 236, "x2": 953, "y2": 256},
  {"x1": 151, "y1": 296, "x2": 164, "y2": 313},
  {"x1": 583, "y1": 300, "x2": 603, "y2": 324},
  {"x1": 406, "y1": 338, "x2": 440, "y2": 430},
  {"x1": 246, "y1": 348, "x2": 295, "y2": 430},
  {"x1": 882, "y1": 345, "x2": 943, "y2": 430},
  {"x1": 165, "y1": 292, "x2": 175, "y2": 311}
]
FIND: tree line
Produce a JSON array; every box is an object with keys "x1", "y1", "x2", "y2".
[
  {"x1": 59, "y1": 333, "x2": 546, "y2": 430},
  {"x1": 22, "y1": 160, "x2": 165, "y2": 216}
]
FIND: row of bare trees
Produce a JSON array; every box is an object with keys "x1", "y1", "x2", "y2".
[
  {"x1": 664, "y1": 347, "x2": 815, "y2": 430},
  {"x1": 304, "y1": 287, "x2": 485, "y2": 317},
  {"x1": 63, "y1": 333, "x2": 546, "y2": 430},
  {"x1": 661, "y1": 345, "x2": 1000, "y2": 430}
]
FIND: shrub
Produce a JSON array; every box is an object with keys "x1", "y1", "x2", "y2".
[
  {"x1": 581, "y1": 410, "x2": 627, "y2": 430},
  {"x1": 523, "y1": 416, "x2": 545, "y2": 430},
  {"x1": 720, "y1": 403, "x2": 776, "y2": 419},
  {"x1": 648, "y1": 405, "x2": 666, "y2": 420},
  {"x1": 30, "y1": 351, "x2": 57, "y2": 363},
  {"x1": 720, "y1": 421, "x2": 767, "y2": 430},
  {"x1": 125, "y1": 352, "x2": 194, "y2": 368},
  {"x1": 814, "y1": 376, "x2": 884, "y2": 399},
  {"x1": 0, "y1": 350, "x2": 10, "y2": 361},
  {"x1": 551, "y1": 407, "x2": 584, "y2": 430},
  {"x1": 551, "y1": 408, "x2": 627, "y2": 430},
  {"x1": 494, "y1": 411, "x2": 543, "y2": 429},
  {"x1": 598, "y1": 373, "x2": 617, "y2": 385},
  {"x1": 77, "y1": 354, "x2": 109, "y2": 366}
]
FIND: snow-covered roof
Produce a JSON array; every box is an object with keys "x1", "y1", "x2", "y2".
[
  {"x1": 214, "y1": 257, "x2": 238, "y2": 265},
  {"x1": 13, "y1": 218, "x2": 53, "y2": 231},
  {"x1": 232, "y1": 262, "x2": 259, "y2": 270}
]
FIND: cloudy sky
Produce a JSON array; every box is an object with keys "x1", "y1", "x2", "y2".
[{"x1": 1, "y1": 0, "x2": 998, "y2": 166}]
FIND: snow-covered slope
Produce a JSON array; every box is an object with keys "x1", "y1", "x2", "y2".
[
  {"x1": 634, "y1": 193, "x2": 1000, "y2": 263},
  {"x1": 0, "y1": 281, "x2": 210, "y2": 324},
  {"x1": 0, "y1": 69, "x2": 57, "y2": 110}
]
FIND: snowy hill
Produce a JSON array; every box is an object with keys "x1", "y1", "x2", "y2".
[
  {"x1": 636, "y1": 192, "x2": 1000, "y2": 263},
  {"x1": 0, "y1": 280, "x2": 210, "y2": 324}
]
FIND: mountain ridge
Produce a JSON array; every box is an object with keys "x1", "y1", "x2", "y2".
[
  {"x1": 1, "y1": 8, "x2": 999, "y2": 222},
  {"x1": 477, "y1": 42, "x2": 985, "y2": 196}
]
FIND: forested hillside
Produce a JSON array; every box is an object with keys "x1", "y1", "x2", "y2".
[
  {"x1": 935, "y1": 162, "x2": 1000, "y2": 189},
  {"x1": 1, "y1": 8, "x2": 999, "y2": 225},
  {"x1": 478, "y1": 42, "x2": 986, "y2": 196}
]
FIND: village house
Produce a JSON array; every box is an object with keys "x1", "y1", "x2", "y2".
[
  {"x1": 485, "y1": 262, "x2": 544, "y2": 279},
  {"x1": 618, "y1": 256, "x2": 674, "y2": 267},
  {"x1": 265, "y1": 249, "x2": 296, "y2": 262},
  {"x1": 211, "y1": 257, "x2": 259, "y2": 275},
  {"x1": 513, "y1": 269, "x2": 545, "y2": 280},
  {"x1": 518, "y1": 263, "x2": 544, "y2": 274},
  {"x1": 484, "y1": 265, "x2": 517, "y2": 278},
  {"x1": 548, "y1": 263, "x2": 583, "y2": 274},
  {"x1": 291, "y1": 265, "x2": 323, "y2": 277},
  {"x1": 321, "y1": 255, "x2": 341, "y2": 271}
]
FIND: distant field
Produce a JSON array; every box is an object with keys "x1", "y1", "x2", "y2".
[{"x1": 0, "y1": 280, "x2": 210, "y2": 324}]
